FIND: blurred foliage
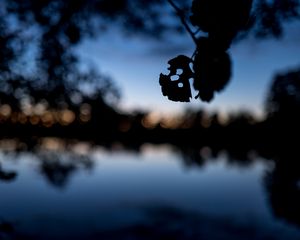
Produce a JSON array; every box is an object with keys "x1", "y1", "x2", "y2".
[
  {"x1": 248, "y1": 0, "x2": 300, "y2": 39},
  {"x1": 0, "y1": 0, "x2": 299, "y2": 130},
  {"x1": 0, "y1": 0, "x2": 182, "y2": 114},
  {"x1": 266, "y1": 66, "x2": 300, "y2": 123}
]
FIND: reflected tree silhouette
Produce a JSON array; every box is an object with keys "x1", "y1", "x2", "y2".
[
  {"x1": 264, "y1": 147, "x2": 300, "y2": 229},
  {"x1": 39, "y1": 155, "x2": 76, "y2": 188},
  {"x1": 0, "y1": 139, "x2": 95, "y2": 188},
  {"x1": 0, "y1": 221, "x2": 14, "y2": 238},
  {"x1": 0, "y1": 162, "x2": 17, "y2": 182},
  {"x1": 37, "y1": 150, "x2": 94, "y2": 188},
  {"x1": 1, "y1": 137, "x2": 300, "y2": 237},
  {"x1": 179, "y1": 146, "x2": 209, "y2": 168},
  {"x1": 262, "y1": 66, "x2": 300, "y2": 228}
]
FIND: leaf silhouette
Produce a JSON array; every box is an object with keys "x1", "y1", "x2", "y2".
[
  {"x1": 193, "y1": 37, "x2": 232, "y2": 102},
  {"x1": 159, "y1": 55, "x2": 193, "y2": 102}
]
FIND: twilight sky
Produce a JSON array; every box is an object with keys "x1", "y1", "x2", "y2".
[{"x1": 77, "y1": 21, "x2": 300, "y2": 118}]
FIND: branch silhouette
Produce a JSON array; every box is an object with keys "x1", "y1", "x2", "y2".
[
  {"x1": 160, "y1": 0, "x2": 254, "y2": 103},
  {"x1": 167, "y1": 0, "x2": 198, "y2": 45}
]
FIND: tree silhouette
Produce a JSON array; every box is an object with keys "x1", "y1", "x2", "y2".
[
  {"x1": 0, "y1": 0, "x2": 299, "y2": 118},
  {"x1": 0, "y1": 0, "x2": 184, "y2": 116},
  {"x1": 247, "y1": 0, "x2": 300, "y2": 39},
  {"x1": 265, "y1": 66, "x2": 300, "y2": 126}
]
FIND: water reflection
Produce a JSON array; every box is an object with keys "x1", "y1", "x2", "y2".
[
  {"x1": 0, "y1": 163, "x2": 17, "y2": 182},
  {"x1": 37, "y1": 150, "x2": 93, "y2": 188},
  {"x1": 264, "y1": 147, "x2": 300, "y2": 229},
  {"x1": 0, "y1": 139, "x2": 300, "y2": 239}
]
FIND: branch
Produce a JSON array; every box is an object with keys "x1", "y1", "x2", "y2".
[{"x1": 167, "y1": 0, "x2": 197, "y2": 45}]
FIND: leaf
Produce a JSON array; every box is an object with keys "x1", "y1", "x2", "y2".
[
  {"x1": 193, "y1": 37, "x2": 232, "y2": 102},
  {"x1": 190, "y1": 0, "x2": 253, "y2": 51},
  {"x1": 159, "y1": 55, "x2": 194, "y2": 102}
]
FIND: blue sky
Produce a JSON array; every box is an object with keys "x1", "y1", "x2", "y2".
[{"x1": 77, "y1": 22, "x2": 300, "y2": 118}]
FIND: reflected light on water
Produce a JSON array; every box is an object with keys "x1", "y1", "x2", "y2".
[
  {"x1": 140, "y1": 143, "x2": 177, "y2": 157},
  {"x1": 0, "y1": 139, "x2": 19, "y2": 151},
  {"x1": 39, "y1": 138, "x2": 66, "y2": 151}
]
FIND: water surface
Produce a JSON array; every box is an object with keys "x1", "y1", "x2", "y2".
[{"x1": 0, "y1": 141, "x2": 300, "y2": 239}]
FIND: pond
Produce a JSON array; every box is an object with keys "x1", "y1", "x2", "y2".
[{"x1": 0, "y1": 139, "x2": 300, "y2": 240}]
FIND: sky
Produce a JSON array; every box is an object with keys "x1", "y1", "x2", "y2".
[{"x1": 77, "y1": 21, "x2": 300, "y2": 119}]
